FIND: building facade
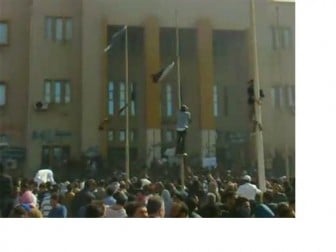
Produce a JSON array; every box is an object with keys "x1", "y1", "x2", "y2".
[{"x1": 0, "y1": 0, "x2": 295, "y2": 179}]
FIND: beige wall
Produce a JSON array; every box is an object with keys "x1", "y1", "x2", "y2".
[
  {"x1": 0, "y1": 0, "x2": 30, "y2": 147},
  {"x1": 25, "y1": 0, "x2": 82, "y2": 174}
]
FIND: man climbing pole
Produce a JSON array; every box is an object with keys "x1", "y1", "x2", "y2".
[{"x1": 175, "y1": 104, "x2": 191, "y2": 155}]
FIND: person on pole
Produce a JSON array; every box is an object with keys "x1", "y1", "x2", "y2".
[{"x1": 175, "y1": 104, "x2": 191, "y2": 156}]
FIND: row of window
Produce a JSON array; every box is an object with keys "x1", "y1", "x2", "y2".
[
  {"x1": 0, "y1": 19, "x2": 291, "y2": 49},
  {"x1": 0, "y1": 81, "x2": 295, "y2": 113},
  {"x1": 271, "y1": 85, "x2": 295, "y2": 108},
  {"x1": 107, "y1": 129, "x2": 175, "y2": 143},
  {"x1": 0, "y1": 17, "x2": 73, "y2": 45}
]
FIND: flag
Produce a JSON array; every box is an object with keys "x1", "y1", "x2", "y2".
[
  {"x1": 104, "y1": 25, "x2": 127, "y2": 52},
  {"x1": 151, "y1": 61, "x2": 175, "y2": 83},
  {"x1": 118, "y1": 103, "x2": 128, "y2": 115}
]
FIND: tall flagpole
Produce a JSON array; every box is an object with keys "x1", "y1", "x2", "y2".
[
  {"x1": 125, "y1": 26, "x2": 130, "y2": 180},
  {"x1": 175, "y1": 9, "x2": 185, "y2": 188},
  {"x1": 175, "y1": 10, "x2": 182, "y2": 108},
  {"x1": 251, "y1": 0, "x2": 266, "y2": 191}
]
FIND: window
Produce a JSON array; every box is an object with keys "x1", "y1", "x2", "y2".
[
  {"x1": 0, "y1": 21, "x2": 9, "y2": 45},
  {"x1": 166, "y1": 84, "x2": 173, "y2": 117},
  {"x1": 108, "y1": 130, "x2": 114, "y2": 142},
  {"x1": 0, "y1": 82, "x2": 6, "y2": 106},
  {"x1": 213, "y1": 85, "x2": 218, "y2": 117},
  {"x1": 45, "y1": 17, "x2": 73, "y2": 42},
  {"x1": 44, "y1": 80, "x2": 71, "y2": 104},
  {"x1": 41, "y1": 145, "x2": 70, "y2": 168},
  {"x1": 281, "y1": 27, "x2": 291, "y2": 49},
  {"x1": 271, "y1": 86, "x2": 285, "y2": 109},
  {"x1": 109, "y1": 80, "x2": 136, "y2": 116},
  {"x1": 287, "y1": 85, "x2": 295, "y2": 107},
  {"x1": 65, "y1": 18, "x2": 72, "y2": 41},
  {"x1": 119, "y1": 130, "x2": 126, "y2": 142},
  {"x1": 108, "y1": 81, "x2": 115, "y2": 115},
  {"x1": 271, "y1": 26, "x2": 292, "y2": 50}
]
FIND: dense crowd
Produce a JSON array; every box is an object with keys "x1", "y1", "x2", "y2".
[{"x1": 0, "y1": 162, "x2": 295, "y2": 218}]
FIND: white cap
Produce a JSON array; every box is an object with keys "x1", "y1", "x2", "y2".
[{"x1": 242, "y1": 175, "x2": 251, "y2": 182}]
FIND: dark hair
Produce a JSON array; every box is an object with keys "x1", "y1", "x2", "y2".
[
  {"x1": 113, "y1": 191, "x2": 128, "y2": 206},
  {"x1": 170, "y1": 201, "x2": 189, "y2": 217},
  {"x1": 125, "y1": 201, "x2": 146, "y2": 217},
  {"x1": 263, "y1": 190, "x2": 274, "y2": 203},
  {"x1": 51, "y1": 193, "x2": 60, "y2": 202},
  {"x1": 186, "y1": 195, "x2": 198, "y2": 212},
  {"x1": 235, "y1": 197, "x2": 250, "y2": 208},
  {"x1": 147, "y1": 195, "x2": 163, "y2": 215},
  {"x1": 85, "y1": 204, "x2": 104, "y2": 218},
  {"x1": 180, "y1": 104, "x2": 188, "y2": 112},
  {"x1": 277, "y1": 202, "x2": 294, "y2": 218},
  {"x1": 10, "y1": 205, "x2": 27, "y2": 217}
]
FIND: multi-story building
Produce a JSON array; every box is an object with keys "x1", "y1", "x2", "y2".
[{"x1": 0, "y1": 0, "x2": 295, "y2": 179}]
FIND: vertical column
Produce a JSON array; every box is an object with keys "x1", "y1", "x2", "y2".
[
  {"x1": 197, "y1": 19, "x2": 216, "y2": 158},
  {"x1": 144, "y1": 17, "x2": 161, "y2": 167}
]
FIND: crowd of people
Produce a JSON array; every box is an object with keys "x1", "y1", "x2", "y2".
[{"x1": 0, "y1": 162, "x2": 295, "y2": 218}]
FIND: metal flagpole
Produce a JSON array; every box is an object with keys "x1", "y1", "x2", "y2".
[
  {"x1": 251, "y1": 0, "x2": 266, "y2": 191},
  {"x1": 125, "y1": 26, "x2": 130, "y2": 180},
  {"x1": 175, "y1": 9, "x2": 185, "y2": 188},
  {"x1": 176, "y1": 10, "x2": 182, "y2": 108}
]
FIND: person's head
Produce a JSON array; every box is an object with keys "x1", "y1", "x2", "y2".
[
  {"x1": 28, "y1": 207, "x2": 43, "y2": 218},
  {"x1": 66, "y1": 183, "x2": 73, "y2": 193},
  {"x1": 147, "y1": 195, "x2": 165, "y2": 217},
  {"x1": 113, "y1": 191, "x2": 128, "y2": 207},
  {"x1": 170, "y1": 201, "x2": 189, "y2": 218},
  {"x1": 241, "y1": 175, "x2": 251, "y2": 184},
  {"x1": 125, "y1": 201, "x2": 148, "y2": 218},
  {"x1": 205, "y1": 192, "x2": 217, "y2": 205},
  {"x1": 50, "y1": 193, "x2": 60, "y2": 208},
  {"x1": 272, "y1": 183, "x2": 284, "y2": 194},
  {"x1": 10, "y1": 205, "x2": 28, "y2": 218},
  {"x1": 221, "y1": 190, "x2": 236, "y2": 208},
  {"x1": 85, "y1": 204, "x2": 105, "y2": 218},
  {"x1": 155, "y1": 182, "x2": 165, "y2": 194},
  {"x1": 180, "y1": 104, "x2": 188, "y2": 112},
  {"x1": 15, "y1": 204, "x2": 42, "y2": 218},
  {"x1": 235, "y1": 197, "x2": 251, "y2": 217},
  {"x1": 85, "y1": 179, "x2": 96, "y2": 191},
  {"x1": 262, "y1": 190, "x2": 274, "y2": 203},
  {"x1": 277, "y1": 202, "x2": 295, "y2": 217}
]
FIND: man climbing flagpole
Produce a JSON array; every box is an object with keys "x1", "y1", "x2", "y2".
[{"x1": 250, "y1": 0, "x2": 266, "y2": 192}]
